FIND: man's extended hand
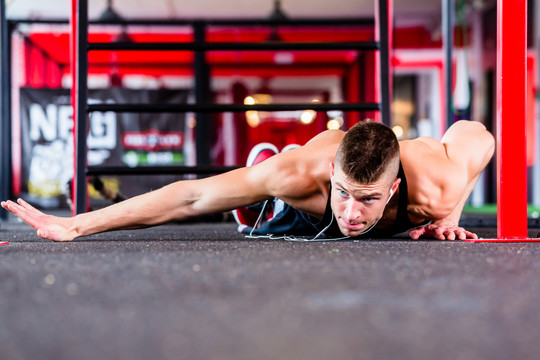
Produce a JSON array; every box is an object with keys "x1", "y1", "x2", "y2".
[
  {"x1": 408, "y1": 220, "x2": 478, "y2": 241},
  {"x1": 1, "y1": 199, "x2": 76, "y2": 242}
]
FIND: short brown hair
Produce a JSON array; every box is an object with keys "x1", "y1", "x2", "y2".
[{"x1": 334, "y1": 121, "x2": 400, "y2": 184}]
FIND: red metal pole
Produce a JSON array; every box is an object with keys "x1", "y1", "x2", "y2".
[
  {"x1": 70, "y1": 0, "x2": 78, "y2": 216},
  {"x1": 496, "y1": 0, "x2": 528, "y2": 239}
]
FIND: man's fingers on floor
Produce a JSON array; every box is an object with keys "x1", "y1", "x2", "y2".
[
  {"x1": 445, "y1": 231, "x2": 456, "y2": 240},
  {"x1": 435, "y1": 228, "x2": 446, "y2": 240},
  {"x1": 37, "y1": 229, "x2": 49, "y2": 239},
  {"x1": 409, "y1": 229, "x2": 424, "y2": 239}
]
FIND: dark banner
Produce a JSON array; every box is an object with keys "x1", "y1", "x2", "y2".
[{"x1": 19, "y1": 87, "x2": 189, "y2": 208}]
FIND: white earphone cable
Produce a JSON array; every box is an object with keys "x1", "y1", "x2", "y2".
[{"x1": 243, "y1": 188, "x2": 394, "y2": 242}]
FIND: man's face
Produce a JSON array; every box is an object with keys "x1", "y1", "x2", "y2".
[{"x1": 329, "y1": 162, "x2": 400, "y2": 237}]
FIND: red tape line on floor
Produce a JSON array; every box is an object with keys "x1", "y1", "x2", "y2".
[{"x1": 0, "y1": 241, "x2": 9, "y2": 246}]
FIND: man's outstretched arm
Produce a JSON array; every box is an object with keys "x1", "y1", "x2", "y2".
[{"x1": 1, "y1": 166, "x2": 274, "y2": 242}]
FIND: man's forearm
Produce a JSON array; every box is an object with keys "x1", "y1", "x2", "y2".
[
  {"x1": 71, "y1": 182, "x2": 197, "y2": 238},
  {"x1": 436, "y1": 173, "x2": 481, "y2": 226},
  {"x1": 432, "y1": 204, "x2": 463, "y2": 226},
  {"x1": 2, "y1": 166, "x2": 260, "y2": 241}
]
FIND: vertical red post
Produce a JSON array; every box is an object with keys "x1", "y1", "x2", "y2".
[
  {"x1": 496, "y1": 0, "x2": 528, "y2": 239},
  {"x1": 70, "y1": 0, "x2": 78, "y2": 216},
  {"x1": 374, "y1": 0, "x2": 380, "y2": 123}
]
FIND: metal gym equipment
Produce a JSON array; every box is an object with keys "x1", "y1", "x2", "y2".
[
  {"x1": 69, "y1": 0, "x2": 393, "y2": 215},
  {"x1": 0, "y1": 0, "x2": 11, "y2": 222}
]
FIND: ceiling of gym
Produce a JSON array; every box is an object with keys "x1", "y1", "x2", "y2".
[{"x1": 6, "y1": 0, "x2": 443, "y2": 24}]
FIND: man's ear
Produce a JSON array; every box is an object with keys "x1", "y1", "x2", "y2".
[
  {"x1": 329, "y1": 162, "x2": 335, "y2": 178},
  {"x1": 391, "y1": 178, "x2": 401, "y2": 194}
]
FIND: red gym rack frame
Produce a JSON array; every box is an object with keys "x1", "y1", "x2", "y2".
[
  {"x1": 464, "y1": 0, "x2": 537, "y2": 242},
  {"x1": 2, "y1": 0, "x2": 533, "y2": 241}
]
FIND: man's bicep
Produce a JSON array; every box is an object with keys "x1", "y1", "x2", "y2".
[
  {"x1": 403, "y1": 139, "x2": 468, "y2": 219},
  {"x1": 441, "y1": 121, "x2": 495, "y2": 176},
  {"x1": 409, "y1": 137, "x2": 468, "y2": 176},
  {"x1": 191, "y1": 167, "x2": 274, "y2": 214}
]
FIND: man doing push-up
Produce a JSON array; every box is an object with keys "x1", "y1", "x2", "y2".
[{"x1": 1, "y1": 120, "x2": 494, "y2": 241}]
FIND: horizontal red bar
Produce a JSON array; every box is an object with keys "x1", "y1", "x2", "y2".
[{"x1": 464, "y1": 237, "x2": 540, "y2": 243}]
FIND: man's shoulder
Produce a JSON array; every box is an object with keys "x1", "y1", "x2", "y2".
[
  {"x1": 268, "y1": 145, "x2": 332, "y2": 195},
  {"x1": 399, "y1": 136, "x2": 444, "y2": 155},
  {"x1": 399, "y1": 137, "x2": 450, "y2": 177},
  {"x1": 254, "y1": 135, "x2": 334, "y2": 217},
  {"x1": 299, "y1": 130, "x2": 343, "y2": 149}
]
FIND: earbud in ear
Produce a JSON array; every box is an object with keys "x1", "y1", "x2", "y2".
[{"x1": 386, "y1": 189, "x2": 395, "y2": 205}]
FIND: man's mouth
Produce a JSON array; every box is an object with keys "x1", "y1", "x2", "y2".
[{"x1": 338, "y1": 218, "x2": 367, "y2": 232}]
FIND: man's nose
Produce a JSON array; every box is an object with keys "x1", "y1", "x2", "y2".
[{"x1": 344, "y1": 201, "x2": 361, "y2": 222}]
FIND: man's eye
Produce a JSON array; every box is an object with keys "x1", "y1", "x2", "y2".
[
  {"x1": 338, "y1": 190, "x2": 348, "y2": 197},
  {"x1": 363, "y1": 197, "x2": 375, "y2": 203}
]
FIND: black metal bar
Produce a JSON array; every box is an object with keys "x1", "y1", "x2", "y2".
[
  {"x1": 194, "y1": 21, "x2": 211, "y2": 167},
  {"x1": 87, "y1": 165, "x2": 240, "y2": 176},
  {"x1": 74, "y1": 0, "x2": 89, "y2": 214},
  {"x1": 0, "y1": 1, "x2": 11, "y2": 220},
  {"x1": 88, "y1": 41, "x2": 379, "y2": 51},
  {"x1": 8, "y1": 17, "x2": 375, "y2": 27},
  {"x1": 442, "y1": 0, "x2": 454, "y2": 128},
  {"x1": 97, "y1": 17, "x2": 375, "y2": 27},
  {"x1": 527, "y1": 0, "x2": 534, "y2": 48},
  {"x1": 87, "y1": 102, "x2": 381, "y2": 113},
  {"x1": 86, "y1": 62, "x2": 349, "y2": 69},
  {"x1": 377, "y1": 0, "x2": 392, "y2": 126}
]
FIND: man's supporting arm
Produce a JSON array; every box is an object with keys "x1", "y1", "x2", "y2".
[
  {"x1": 407, "y1": 120, "x2": 495, "y2": 240},
  {"x1": 409, "y1": 171, "x2": 483, "y2": 240}
]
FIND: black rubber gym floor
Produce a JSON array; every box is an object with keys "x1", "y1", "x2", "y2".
[{"x1": 1, "y1": 217, "x2": 540, "y2": 360}]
